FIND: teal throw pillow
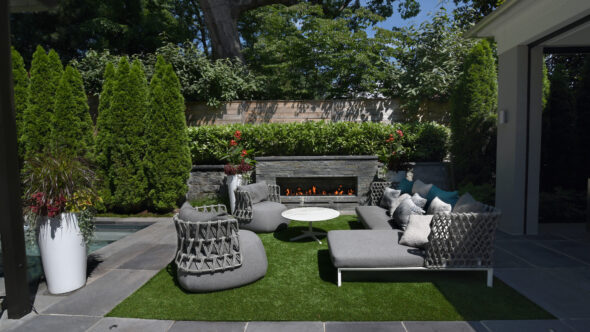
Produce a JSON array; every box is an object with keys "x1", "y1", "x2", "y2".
[
  {"x1": 426, "y1": 185, "x2": 459, "y2": 207},
  {"x1": 397, "y1": 178, "x2": 414, "y2": 194}
]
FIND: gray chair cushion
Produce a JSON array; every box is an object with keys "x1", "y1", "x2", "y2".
[
  {"x1": 427, "y1": 197, "x2": 452, "y2": 215},
  {"x1": 388, "y1": 193, "x2": 411, "y2": 217},
  {"x1": 393, "y1": 197, "x2": 425, "y2": 230},
  {"x1": 379, "y1": 187, "x2": 401, "y2": 209},
  {"x1": 328, "y1": 230, "x2": 425, "y2": 268},
  {"x1": 177, "y1": 230, "x2": 268, "y2": 292},
  {"x1": 411, "y1": 193, "x2": 427, "y2": 209},
  {"x1": 240, "y1": 201, "x2": 289, "y2": 233},
  {"x1": 178, "y1": 205, "x2": 231, "y2": 222},
  {"x1": 355, "y1": 206, "x2": 393, "y2": 230},
  {"x1": 399, "y1": 214, "x2": 433, "y2": 248},
  {"x1": 412, "y1": 179, "x2": 433, "y2": 198},
  {"x1": 237, "y1": 181, "x2": 270, "y2": 204},
  {"x1": 453, "y1": 193, "x2": 487, "y2": 213}
]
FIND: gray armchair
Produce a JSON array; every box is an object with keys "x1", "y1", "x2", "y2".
[
  {"x1": 174, "y1": 204, "x2": 268, "y2": 292},
  {"x1": 234, "y1": 182, "x2": 290, "y2": 233}
]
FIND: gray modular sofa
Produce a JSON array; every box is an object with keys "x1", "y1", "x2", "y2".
[
  {"x1": 328, "y1": 181, "x2": 501, "y2": 287},
  {"x1": 174, "y1": 204, "x2": 268, "y2": 292}
]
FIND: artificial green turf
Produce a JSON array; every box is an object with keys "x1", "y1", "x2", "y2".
[{"x1": 107, "y1": 215, "x2": 553, "y2": 321}]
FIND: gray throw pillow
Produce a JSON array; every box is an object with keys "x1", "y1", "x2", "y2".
[
  {"x1": 399, "y1": 214, "x2": 433, "y2": 248},
  {"x1": 237, "y1": 181, "x2": 270, "y2": 204},
  {"x1": 380, "y1": 187, "x2": 401, "y2": 209},
  {"x1": 388, "y1": 193, "x2": 411, "y2": 216},
  {"x1": 412, "y1": 179, "x2": 433, "y2": 198},
  {"x1": 427, "y1": 196, "x2": 452, "y2": 215},
  {"x1": 411, "y1": 193, "x2": 427, "y2": 209},
  {"x1": 393, "y1": 197, "x2": 425, "y2": 230},
  {"x1": 452, "y1": 193, "x2": 487, "y2": 213},
  {"x1": 178, "y1": 205, "x2": 230, "y2": 222}
]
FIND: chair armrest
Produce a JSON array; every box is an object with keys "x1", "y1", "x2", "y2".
[
  {"x1": 234, "y1": 190, "x2": 253, "y2": 222},
  {"x1": 425, "y1": 209, "x2": 501, "y2": 269},
  {"x1": 267, "y1": 184, "x2": 281, "y2": 203},
  {"x1": 369, "y1": 181, "x2": 392, "y2": 206}
]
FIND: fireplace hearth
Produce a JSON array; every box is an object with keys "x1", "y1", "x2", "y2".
[{"x1": 276, "y1": 176, "x2": 357, "y2": 196}]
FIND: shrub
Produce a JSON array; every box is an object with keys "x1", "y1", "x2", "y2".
[
  {"x1": 52, "y1": 65, "x2": 94, "y2": 158},
  {"x1": 21, "y1": 46, "x2": 63, "y2": 160},
  {"x1": 11, "y1": 47, "x2": 29, "y2": 161},
  {"x1": 450, "y1": 39, "x2": 497, "y2": 185},
  {"x1": 187, "y1": 121, "x2": 449, "y2": 165},
  {"x1": 144, "y1": 56, "x2": 192, "y2": 212}
]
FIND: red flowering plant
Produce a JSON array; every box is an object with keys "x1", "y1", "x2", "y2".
[
  {"x1": 22, "y1": 154, "x2": 101, "y2": 244},
  {"x1": 378, "y1": 128, "x2": 409, "y2": 172},
  {"x1": 221, "y1": 130, "x2": 255, "y2": 182}
]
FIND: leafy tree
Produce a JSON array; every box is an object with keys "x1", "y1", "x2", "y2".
[
  {"x1": 453, "y1": 0, "x2": 504, "y2": 27},
  {"x1": 21, "y1": 46, "x2": 63, "y2": 160},
  {"x1": 11, "y1": 47, "x2": 29, "y2": 160},
  {"x1": 52, "y1": 65, "x2": 93, "y2": 158},
  {"x1": 100, "y1": 58, "x2": 149, "y2": 212},
  {"x1": 144, "y1": 56, "x2": 192, "y2": 211},
  {"x1": 450, "y1": 39, "x2": 497, "y2": 185}
]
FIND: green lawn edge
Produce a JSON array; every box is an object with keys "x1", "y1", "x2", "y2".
[{"x1": 107, "y1": 216, "x2": 554, "y2": 321}]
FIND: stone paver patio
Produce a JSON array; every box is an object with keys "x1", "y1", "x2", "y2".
[{"x1": 1, "y1": 219, "x2": 589, "y2": 332}]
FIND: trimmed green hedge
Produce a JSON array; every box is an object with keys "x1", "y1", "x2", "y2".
[{"x1": 188, "y1": 121, "x2": 449, "y2": 165}]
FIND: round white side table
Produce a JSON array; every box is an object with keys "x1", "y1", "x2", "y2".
[{"x1": 281, "y1": 207, "x2": 340, "y2": 244}]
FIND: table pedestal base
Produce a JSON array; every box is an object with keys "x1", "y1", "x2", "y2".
[{"x1": 290, "y1": 222, "x2": 326, "y2": 244}]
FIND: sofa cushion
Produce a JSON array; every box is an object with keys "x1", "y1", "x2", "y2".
[
  {"x1": 411, "y1": 193, "x2": 427, "y2": 209},
  {"x1": 388, "y1": 193, "x2": 411, "y2": 217},
  {"x1": 356, "y1": 206, "x2": 393, "y2": 230},
  {"x1": 426, "y1": 185, "x2": 459, "y2": 207},
  {"x1": 379, "y1": 187, "x2": 401, "y2": 209},
  {"x1": 399, "y1": 215, "x2": 433, "y2": 248},
  {"x1": 453, "y1": 193, "x2": 487, "y2": 213},
  {"x1": 398, "y1": 178, "x2": 414, "y2": 194},
  {"x1": 178, "y1": 205, "x2": 231, "y2": 222},
  {"x1": 393, "y1": 197, "x2": 425, "y2": 230},
  {"x1": 237, "y1": 181, "x2": 269, "y2": 204},
  {"x1": 427, "y1": 197, "x2": 452, "y2": 215},
  {"x1": 412, "y1": 179, "x2": 433, "y2": 198},
  {"x1": 328, "y1": 230, "x2": 425, "y2": 268}
]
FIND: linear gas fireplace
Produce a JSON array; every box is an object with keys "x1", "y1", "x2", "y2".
[{"x1": 255, "y1": 155, "x2": 378, "y2": 210}]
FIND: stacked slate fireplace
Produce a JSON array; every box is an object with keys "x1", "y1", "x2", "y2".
[{"x1": 255, "y1": 156, "x2": 379, "y2": 210}]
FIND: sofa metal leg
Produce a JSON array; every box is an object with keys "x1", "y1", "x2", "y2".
[
  {"x1": 337, "y1": 269, "x2": 342, "y2": 287},
  {"x1": 487, "y1": 268, "x2": 493, "y2": 287}
]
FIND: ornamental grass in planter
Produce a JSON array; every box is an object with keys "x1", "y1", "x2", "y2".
[{"x1": 22, "y1": 154, "x2": 100, "y2": 294}]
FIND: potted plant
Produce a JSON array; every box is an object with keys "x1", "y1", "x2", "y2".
[
  {"x1": 378, "y1": 129, "x2": 409, "y2": 182},
  {"x1": 221, "y1": 130, "x2": 255, "y2": 213},
  {"x1": 22, "y1": 154, "x2": 100, "y2": 294}
]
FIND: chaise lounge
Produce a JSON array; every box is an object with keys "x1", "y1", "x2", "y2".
[{"x1": 328, "y1": 181, "x2": 501, "y2": 287}]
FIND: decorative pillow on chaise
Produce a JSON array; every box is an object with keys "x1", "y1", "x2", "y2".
[
  {"x1": 397, "y1": 178, "x2": 414, "y2": 194},
  {"x1": 237, "y1": 181, "x2": 270, "y2": 204},
  {"x1": 426, "y1": 185, "x2": 459, "y2": 207},
  {"x1": 411, "y1": 193, "x2": 427, "y2": 209},
  {"x1": 388, "y1": 193, "x2": 411, "y2": 217},
  {"x1": 412, "y1": 179, "x2": 433, "y2": 198},
  {"x1": 380, "y1": 187, "x2": 401, "y2": 209},
  {"x1": 452, "y1": 193, "x2": 487, "y2": 213},
  {"x1": 427, "y1": 197, "x2": 452, "y2": 215},
  {"x1": 393, "y1": 197, "x2": 425, "y2": 230},
  {"x1": 399, "y1": 214, "x2": 433, "y2": 248}
]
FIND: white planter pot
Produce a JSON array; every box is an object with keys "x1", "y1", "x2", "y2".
[
  {"x1": 227, "y1": 174, "x2": 244, "y2": 214},
  {"x1": 38, "y1": 213, "x2": 87, "y2": 294}
]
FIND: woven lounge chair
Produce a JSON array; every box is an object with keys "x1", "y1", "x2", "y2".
[{"x1": 234, "y1": 182, "x2": 289, "y2": 233}]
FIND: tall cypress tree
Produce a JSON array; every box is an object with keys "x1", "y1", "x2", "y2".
[
  {"x1": 11, "y1": 47, "x2": 29, "y2": 160},
  {"x1": 144, "y1": 56, "x2": 191, "y2": 211},
  {"x1": 22, "y1": 46, "x2": 63, "y2": 160},
  {"x1": 450, "y1": 39, "x2": 498, "y2": 184},
  {"x1": 52, "y1": 65, "x2": 93, "y2": 158},
  {"x1": 106, "y1": 58, "x2": 149, "y2": 212},
  {"x1": 95, "y1": 62, "x2": 117, "y2": 206}
]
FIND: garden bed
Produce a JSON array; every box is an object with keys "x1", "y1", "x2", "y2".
[{"x1": 107, "y1": 216, "x2": 552, "y2": 321}]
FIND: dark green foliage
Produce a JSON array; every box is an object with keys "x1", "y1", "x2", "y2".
[
  {"x1": 450, "y1": 40, "x2": 497, "y2": 185},
  {"x1": 97, "y1": 58, "x2": 148, "y2": 212},
  {"x1": 21, "y1": 46, "x2": 63, "y2": 160},
  {"x1": 52, "y1": 65, "x2": 93, "y2": 158},
  {"x1": 575, "y1": 58, "x2": 590, "y2": 188},
  {"x1": 11, "y1": 47, "x2": 29, "y2": 160},
  {"x1": 144, "y1": 56, "x2": 191, "y2": 211},
  {"x1": 188, "y1": 122, "x2": 450, "y2": 165}
]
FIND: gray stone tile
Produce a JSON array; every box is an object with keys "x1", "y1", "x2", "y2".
[
  {"x1": 562, "y1": 319, "x2": 590, "y2": 332},
  {"x1": 493, "y1": 247, "x2": 535, "y2": 268},
  {"x1": 536, "y1": 241, "x2": 590, "y2": 265},
  {"x1": 544, "y1": 267, "x2": 590, "y2": 293},
  {"x1": 326, "y1": 321, "x2": 405, "y2": 332},
  {"x1": 403, "y1": 321, "x2": 487, "y2": 332},
  {"x1": 246, "y1": 321, "x2": 323, "y2": 332},
  {"x1": 118, "y1": 244, "x2": 176, "y2": 270},
  {"x1": 42, "y1": 269, "x2": 157, "y2": 316},
  {"x1": 495, "y1": 240, "x2": 582, "y2": 267},
  {"x1": 481, "y1": 319, "x2": 574, "y2": 332},
  {"x1": 32, "y1": 294, "x2": 65, "y2": 312},
  {"x1": 169, "y1": 321, "x2": 246, "y2": 332},
  {"x1": 87, "y1": 317, "x2": 173, "y2": 332},
  {"x1": 86, "y1": 242, "x2": 157, "y2": 283},
  {"x1": 5, "y1": 314, "x2": 99, "y2": 332}
]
